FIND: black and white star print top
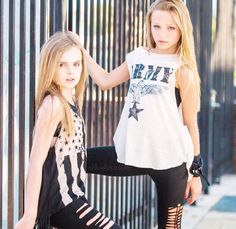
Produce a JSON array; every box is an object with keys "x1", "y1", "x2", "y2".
[{"x1": 36, "y1": 103, "x2": 86, "y2": 227}]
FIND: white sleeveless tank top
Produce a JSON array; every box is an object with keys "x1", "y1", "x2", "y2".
[{"x1": 113, "y1": 47, "x2": 194, "y2": 170}]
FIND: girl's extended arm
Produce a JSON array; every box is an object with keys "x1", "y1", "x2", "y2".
[
  {"x1": 82, "y1": 48, "x2": 130, "y2": 90},
  {"x1": 15, "y1": 96, "x2": 63, "y2": 229}
]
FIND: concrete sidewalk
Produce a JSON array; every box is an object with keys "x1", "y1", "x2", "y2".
[{"x1": 182, "y1": 174, "x2": 236, "y2": 229}]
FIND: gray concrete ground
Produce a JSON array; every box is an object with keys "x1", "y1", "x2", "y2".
[{"x1": 182, "y1": 174, "x2": 236, "y2": 229}]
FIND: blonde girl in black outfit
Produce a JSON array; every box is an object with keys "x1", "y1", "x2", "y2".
[{"x1": 15, "y1": 31, "x2": 121, "y2": 229}]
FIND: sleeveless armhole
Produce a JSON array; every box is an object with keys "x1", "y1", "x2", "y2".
[
  {"x1": 175, "y1": 88, "x2": 181, "y2": 107},
  {"x1": 53, "y1": 122, "x2": 62, "y2": 137}
]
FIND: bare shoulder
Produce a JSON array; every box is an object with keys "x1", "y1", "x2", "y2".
[
  {"x1": 38, "y1": 95, "x2": 63, "y2": 121},
  {"x1": 176, "y1": 65, "x2": 195, "y2": 88}
]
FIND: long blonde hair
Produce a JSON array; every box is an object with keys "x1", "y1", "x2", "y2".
[
  {"x1": 146, "y1": 0, "x2": 201, "y2": 101},
  {"x1": 36, "y1": 31, "x2": 86, "y2": 135}
]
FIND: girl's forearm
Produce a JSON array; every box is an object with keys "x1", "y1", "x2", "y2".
[
  {"x1": 186, "y1": 122, "x2": 200, "y2": 156},
  {"x1": 83, "y1": 48, "x2": 130, "y2": 90},
  {"x1": 83, "y1": 49, "x2": 109, "y2": 90},
  {"x1": 23, "y1": 161, "x2": 43, "y2": 221}
]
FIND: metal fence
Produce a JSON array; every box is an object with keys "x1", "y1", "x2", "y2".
[
  {"x1": 187, "y1": 0, "x2": 235, "y2": 187},
  {"x1": 0, "y1": 0, "x2": 235, "y2": 229},
  {"x1": 210, "y1": 0, "x2": 235, "y2": 184}
]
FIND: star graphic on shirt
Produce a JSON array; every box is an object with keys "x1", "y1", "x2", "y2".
[{"x1": 128, "y1": 102, "x2": 144, "y2": 121}]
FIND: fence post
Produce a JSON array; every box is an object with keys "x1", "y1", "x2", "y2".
[
  {"x1": 211, "y1": 0, "x2": 235, "y2": 181},
  {"x1": 187, "y1": 0, "x2": 213, "y2": 188}
]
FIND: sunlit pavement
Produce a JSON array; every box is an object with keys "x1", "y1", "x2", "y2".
[{"x1": 182, "y1": 174, "x2": 236, "y2": 229}]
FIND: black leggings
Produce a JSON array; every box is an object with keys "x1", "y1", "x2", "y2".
[
  {"x1": 86, "y1": 146, "x2": 189, "y2": 229},
  {"x1": 50, "y1": 196, "x2": 121, "y2": 229}
]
